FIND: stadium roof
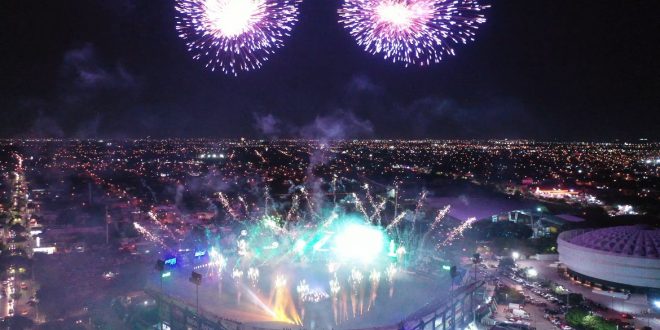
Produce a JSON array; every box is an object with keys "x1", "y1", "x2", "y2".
[{"x1": 567, "y1": 225, "x2": 660, "y2": 259}]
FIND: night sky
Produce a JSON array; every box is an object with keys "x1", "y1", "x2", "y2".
[{"x1": 1, "y1": 0, "x2": 658, "y2": 140}]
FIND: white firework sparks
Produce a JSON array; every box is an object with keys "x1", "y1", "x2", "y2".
[
  {"x1": 338, "y1": 0, "x2": 489, "y2": 66},
  {"x1": 175, "y1": 0, "x2": 302, "y2": 75}
]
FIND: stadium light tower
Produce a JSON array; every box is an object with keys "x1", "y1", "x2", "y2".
[
  {"x1": 449, "y1": 265, "x2": 458, "y2": 325},
  {"x1": 471, "y1": 253, "x2": 481, "y2": 323},
  {"x1": 155, "y1": 259, "x2": 166, "y2": 330},
  {"x1": 156, "y1": 259, "x2": 165, "y2": 291},
  {"x1": 189, "y1": 271, "x2": 202, "y2": 314}
]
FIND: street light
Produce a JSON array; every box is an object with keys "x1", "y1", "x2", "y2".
[
  {"x1": 527, "y1": 268, "x2": 538, "y2": 278},
  {"x1": 652, "y1": 300, "x2": 660, "y2": 309},
  {"x1": 512, "y1": 251, "x2": 520, "y2": 261}
]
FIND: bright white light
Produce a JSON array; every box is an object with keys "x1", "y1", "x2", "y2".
[
  {"x1": 334, "y1": 223, "x2": 384, "y2": 263},
  {"x1": 512, "y1": 251, "x2": 520, "y2": 260},
  {"x1": 653, "y1": 300, "x2": 660, "y2": 309},
  {"x1": 294, "y1": 239, "x2": 306, "y2": 254},
  {"x1": 375, "y1": 0, "x2": 433, "y2": 30},
  {"x1": 527, "y1": 268, "x2": 538, "y2": 277},
  {"x1": 205, "y1": 0, "x2": 264, "y2": 37},
  {"x1": 376, "y1": 3, "x2": 414, "y2": 28}
]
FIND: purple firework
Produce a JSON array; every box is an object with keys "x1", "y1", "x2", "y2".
[
  {"x1": 175, "y1": 0, "x2": 302, "y2": 75},
  {"x1": 338, "y1": 0, "x2": 489, "y2": 66}
]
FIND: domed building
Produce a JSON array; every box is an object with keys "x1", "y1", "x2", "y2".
[{"x1": 557, "y1": 225, "x2": 660, "y2": 293}]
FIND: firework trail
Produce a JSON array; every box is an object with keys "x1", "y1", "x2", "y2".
[
  {"x1": 438, "y1": 216, "x2": 476, "y2": 247},
  {"x1": 263, "y1": 214, "x2": 288, "y2": 234},
  {"x1": 362, "y1": 184, "x2": 383, "y2": 223},
  {"x1": 237, "y1": 238, "x2": 248, "y2": 256},
  {"x1": 322, "y1": 211, "x2": 339, "y2": 228},
  {"x1": 349, "y1": 268, "x2": 364, "y2": 317},
  {"x1": 275, "y1": 274, "x2": 287, "y2": 288},
  {"x1": 254, "y1": 149, "x2": 266, "y2": 163},
  {"x1": 286, "y1": 194, "x2": 300, "y2": 221},
  {"x1": 270, "y1": 274, "x2": 301, "y2": 324},
  {"x1": 331, "y1": 175, "x2": 338, "y2": 205},
  {"x1": 217, "y1": 192, "x2": 239, "y2": 220},
  {"x1": 263, "y1": 186, "x2": 275, "y2": 215},
  {"x1": 238, "y1": 195, "x2": 250, "y2": 216},
  {"x1": 369, "y1": 197, "x2": 388, "y2": 225},
  {"x1": 358, "y1": 184, "x2": 389, "y2": 224},
  {"x1": 420, "y1": 204, "x2": 450, "y2": 246},
  {"x1": 363, "y1": 183, "x2": 376, "y2": 209},
  {"x1": 385, "y1": 210, "x2": 407, "y2": 231},
  {"x1": 175, "y1": 0, "x2": 303, "y2": 75},
  {"x1": 430, "y1": 205, "x2": 451, "y2": 231},
  {"x1": 386, "y1": 263, "x2": 397, "y2": 297},
  {"x1": 338, "y1": 0, "x2": 489, "y2": 66},
  {"x1": 295, "y1": 186, "x2": 322, "y2": 221},
  {"x1": 232, "y1": 267, "x2": 244, "y2": 282},
  {"x1": 330, "y1": 277, "x2": 341, "y2": 296},
  {"x1": 408, "y1": 189, "x2": 428, "y2": 246},
  {"x1": 411, "y1": 189, "x2": 428, "y2": 224},
  {"x1": 351, "y1": 193, "x2": 371, "y2": 222},
  {"x1": 133, "y1": 222, "x2": 167, "y2": 247},
  {"x1": 248, "y1": 267, "x2": 260, "y2": 288},
  {"x1": 296, "y1": 279, "x2": 309, "y2": 319},
  {"x1": 203, "y1": 248, "x2": 227, "y2": 275},
  {"x1": 296, "y1": 279, "x2": 309, "y2": 300},
  {"x1": 232, "y1": 267, "x2": 244, "y2": 303},
  {"x1": 328, "y1": 261, "x2": 340, "y2": 275},
  {"x1": 367, "y1": 269, "x2": 381, "y2": 311},
  {"x1": 330, "y1": 276, "x2": 341, "y2": 324}
]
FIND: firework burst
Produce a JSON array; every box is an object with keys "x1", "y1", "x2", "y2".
[
  {"x1": 175, "y1": 0, "x2": 302, "y2": 75},
  {"x1": 329, "y1": 277, "x2": 341, "y2": 295},
  {"x1": 248, "y1": 267, "x2": 260, "y2": 287},
  {"x1": 338, "y1": 0, "x2": 489, "y2": 66}
]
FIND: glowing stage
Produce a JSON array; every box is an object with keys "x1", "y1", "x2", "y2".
[
  {"x1": 153, "y1": 217, "x2": 452, "y2": 329},
  {"x1": 157, "y1": 262, "x2": 449, "y2": 329}
]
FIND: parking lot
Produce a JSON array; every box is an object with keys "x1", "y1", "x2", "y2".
[{"x1": 474, "y1": 257, "x2": 658, "y2": 330}]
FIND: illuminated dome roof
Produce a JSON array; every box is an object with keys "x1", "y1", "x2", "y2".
[{"x1": 567, "y1": 225, "x2": 660, "y2": 258}]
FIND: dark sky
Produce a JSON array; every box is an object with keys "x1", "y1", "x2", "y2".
[{"x1": 0, "y1": 0, "x2": 658, "y2": 140}]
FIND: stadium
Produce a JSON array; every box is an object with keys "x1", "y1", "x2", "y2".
[
  {"x1": 146, "y1": 210, "x2": 487, "y2": 330},
  {"x1": 557, "y1": 226, "x2": 660, "y2": 293}
]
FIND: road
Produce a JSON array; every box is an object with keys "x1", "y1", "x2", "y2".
[
  {"x1": 517, "y1": 259, "x2": 660, "y2": 330},
  {"x1": 466, "y1": 260, "x2": 559, "y2": 330},
  {"x1": 1, "y1": 158, "x2": 40, "y2": 322}
]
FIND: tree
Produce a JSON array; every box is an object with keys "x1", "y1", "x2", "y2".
[{"x1": 566, "y1": 308, "x2": 617, "y2": 330}]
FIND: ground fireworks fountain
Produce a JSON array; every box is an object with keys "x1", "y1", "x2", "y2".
[{"x1": 155, "y1": 182, "x2": 461, "y2": 328}]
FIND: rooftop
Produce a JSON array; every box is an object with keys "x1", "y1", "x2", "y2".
[{"x1": 567, "y1": 225, "x2": 660, "y2": 258}]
